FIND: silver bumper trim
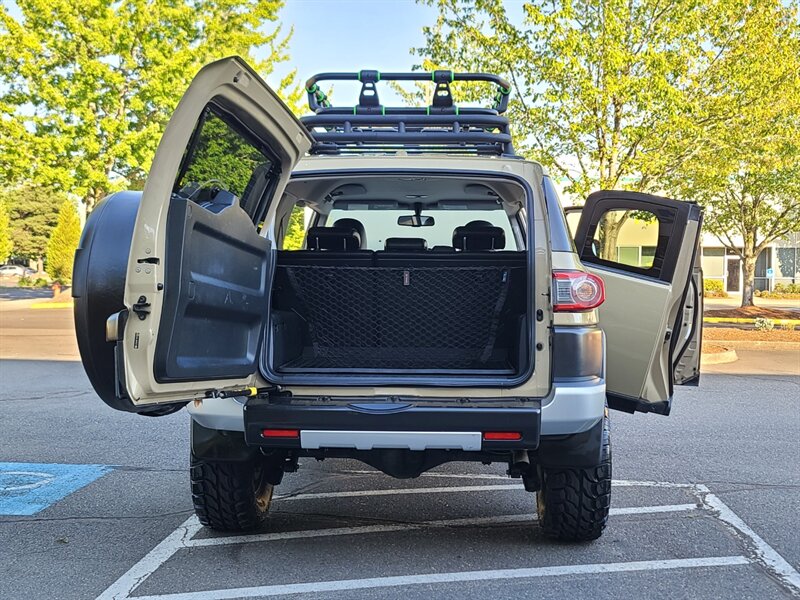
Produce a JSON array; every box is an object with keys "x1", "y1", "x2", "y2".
[{"x1": 300, "y1": 430, "x2": 482, "y2": 451}]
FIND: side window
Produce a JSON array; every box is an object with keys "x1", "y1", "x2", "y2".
[
  {"x1": 282, "y1": 204, "x2": 310, "y2": 250},
  {"x1": 564, "y1": 209, "x2": 581, "y2": 239},
  {"x1": 578, "y1": 200, "x2": 686, "y2": 282},
  {"x1": 174, "y1": 106, "x2": 276, "y2": 223},
  {"x1": 592, "y1": 209, "x2": 660, "y2": 268}
]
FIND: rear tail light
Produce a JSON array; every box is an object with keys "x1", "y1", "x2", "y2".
[
  {"x1": 483, "y1": 431, "x2": 522, "y2": 441},
  {"x1": 261, "y1": 428, "x2": 300, "y2": 438},
  {"x1": 553, "y1": 270, "x2": 605, "y2": 312}
]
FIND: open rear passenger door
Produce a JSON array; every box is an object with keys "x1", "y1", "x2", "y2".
[
  {"x1": 572, "y1": 191, "x2": 703, "y2": 415},
  {"x1": 116, "y1": 57, "x2": 311, "y2": 410}
]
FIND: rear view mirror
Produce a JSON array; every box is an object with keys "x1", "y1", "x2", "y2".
[{"x1": 398, "y1": 215, "x2": 435, "y2": 227}]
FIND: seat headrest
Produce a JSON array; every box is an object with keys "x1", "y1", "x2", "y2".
[
  {"x1": 384, "y1": 237, "x2": 428, "y2": 252},
  {"x1": 452, "y1": 220, "x2": 506, "y2": 250},
  {"x1": 333, "y1": 218, "x2": 366, "y2": 249},
  {"x1": 306, "y1": 227, "x2": 361, "y2": 251}
]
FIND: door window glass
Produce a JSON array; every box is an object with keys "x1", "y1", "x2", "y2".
[
  {"x1": 593, "y1": 209, "x2": 659, "y2": 268},
  {"x1": 565, "y1": 210, "x2": 581, "y2": 239},
  {"x1": 174, "y1": 106, "x2": 276, "y2": 223},
  {"x1": 282, "y1": 204, "x2": 311, "y2": 250}
]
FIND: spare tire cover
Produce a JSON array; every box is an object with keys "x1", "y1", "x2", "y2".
[{"x1": 72, "y1": 191, "x2": 184, "y2": 416}]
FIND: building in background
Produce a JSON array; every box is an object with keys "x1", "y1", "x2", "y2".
[{"x1": 700, "y1": 232, "x2": 800, "y2": 294}]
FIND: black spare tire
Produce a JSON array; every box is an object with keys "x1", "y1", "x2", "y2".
[{"x1": 72, "y1": 191, "x2": 184, "y2": 416}]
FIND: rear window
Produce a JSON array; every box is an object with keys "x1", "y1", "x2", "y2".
[
  {"x1": 174, "y1": 105, "x2": 277, "y2": 223},
  {"x1": 326, "y1": 208, "x2": 518, "y2": 250}
]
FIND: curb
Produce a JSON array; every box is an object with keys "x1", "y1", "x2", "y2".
[
  {"x1": 29, "y1": 301, "x2": 74, "y2": 309},
  {"x1": 701, "y1": 348, "x2": 738, "y2": 365},
  {"x1": 703, "y1": 339, "x2": 800, "y2": 351},
  {"x1": 703, "y1": 317, "x2": 800, "y2": 326}
]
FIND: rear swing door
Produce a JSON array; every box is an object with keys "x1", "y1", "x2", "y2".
[
  {"x1": 571, "y1": 191, "x2": 703, "y2": 415},
  {"x1": 119, "y1": 57, "x2": 312, "y2": 409}
]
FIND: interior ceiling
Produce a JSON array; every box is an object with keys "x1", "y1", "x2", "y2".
[{"x1": 283, "y1": 176, "x2": 523, "y2": 214}]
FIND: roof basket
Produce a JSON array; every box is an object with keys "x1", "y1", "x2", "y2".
[{"x1": 300, "y1": 70, "x2": 516, "y2": 157}]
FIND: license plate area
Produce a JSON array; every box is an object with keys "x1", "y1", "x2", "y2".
[{"x1": 300, "y1": 430, "x2": 482, "y2": 451}]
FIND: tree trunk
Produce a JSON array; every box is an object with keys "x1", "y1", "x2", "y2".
[
  {"x1": 741, "y1": 254, "x2": 757, "y2": 307},
  {"x1": 598, "y1": 211, "x2": 630, "y2": 262}
]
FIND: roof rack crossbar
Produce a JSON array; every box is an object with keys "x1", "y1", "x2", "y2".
[{"x1": 304, "y1": 70, "x2": 512, "y2": 114}]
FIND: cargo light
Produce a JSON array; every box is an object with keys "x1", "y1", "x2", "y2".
[
  {"x1": 552, "y1": 270, "x2": 605, "y2": 312},
  {"x1": 261, "y1": 429, "x2": 300, "y2": 438},
  {"x1": 483, "y1": 431, "x2": 522, "y2": 441}
]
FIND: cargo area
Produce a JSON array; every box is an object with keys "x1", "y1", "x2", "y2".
[{"x1": 265, "y1": 174, "x2": 532, "y2": 380}]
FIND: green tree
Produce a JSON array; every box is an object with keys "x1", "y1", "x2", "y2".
[
  {"x1": 0, "y1": 199, "x2": 12, "y2": 264},
  {"x1": 668, "y1": 1, "x2": 800, "y2": 307},
  {"x1": 415, "y1": 0, "x2": 800, "y2": 303},
  {"x1": 414, "y1": 0, "x2": 724, "y2": 198},
  {"x1": 0, "y1": 0, "x2": 301, "y2": 210},
  {"x1": 282, "y1": 205, "x2": 307, "y2": 250},
  {"x1": 45, "y1": 200, "x2": 82, "y2": 283},
  {"x1": 0, "y1": 186, "x2": 64, "y2": 269}
]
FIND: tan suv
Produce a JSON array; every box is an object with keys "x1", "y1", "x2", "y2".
[{"x1": 73, "y1": 57, "x2": 703, "y2": 541}]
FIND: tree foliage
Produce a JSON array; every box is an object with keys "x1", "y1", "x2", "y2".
[
  {"x1": 667, "y1": 0, "x2": 800, "y2": 306},
  {"x1": 414, "y1": 0, "x2": 800, "y2": 306},
  {"x1": 0, "y1": 199, "x2": 12, "y2": 264},
  {"x1": 0, "y1": 186, "x2": 64, "y2": 262},
  {"x1": 45, "y1": 200, "x2": 82, "y2": 283},
  {"x1": 0, "y1": 0, "x2": 301, "y2": 210},
  {"x1": 414, "y1": 0, "x2": 726, "y2": 198},
  {"x1": 282, "y1": 205, "x2": 307, "y2": 250}
]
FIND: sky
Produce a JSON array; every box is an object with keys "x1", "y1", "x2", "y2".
[{"x1": 269, "y1": 0, "x2": 441, "y2": 105}]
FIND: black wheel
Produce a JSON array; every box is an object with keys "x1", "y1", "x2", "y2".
[
  {"x1": 190, "y1": 456, "x2": 274, "y2": 532},
  {"x1": 536, "y1": 414, "x2": 611, "y2": 541}
]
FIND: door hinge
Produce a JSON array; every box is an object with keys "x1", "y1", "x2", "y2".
[{"x1": 132, "y1": 295, "x2": 151, "y2": 320}]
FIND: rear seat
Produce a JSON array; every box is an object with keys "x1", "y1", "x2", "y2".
[
  {"x1": 277, "y1": 226, "x2": 373, "y2": 266},
  {"x1": 374, "y1": 222, "x2": 525, "y2": 267}
]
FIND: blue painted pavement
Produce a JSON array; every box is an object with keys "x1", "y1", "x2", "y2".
[{"x1": 0, "y1": 462, "x2": 111, "y2": 516}]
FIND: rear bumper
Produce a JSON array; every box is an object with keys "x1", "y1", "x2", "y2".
[
  {"x1": 188, "y1": 381, "x2": 606, "y2": 438},
  {"x1": 242, "y1": 397, "x2": 541, "y2": 451}
]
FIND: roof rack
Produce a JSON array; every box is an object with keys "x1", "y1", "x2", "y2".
[{"x1": 300, "y1": 70, "x2": 517, "y2": 157}]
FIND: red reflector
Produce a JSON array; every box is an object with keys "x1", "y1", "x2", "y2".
[
  {"x1": 261, "y1": 429, "x2": 299, "y2": 438},
  {"x1": 483, "y1": 431, "x2": 522, "y2": 441}
]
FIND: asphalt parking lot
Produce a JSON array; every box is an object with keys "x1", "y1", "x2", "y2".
[{"x1": 1, "y1": 306, "x2": 799, "y2": 599}]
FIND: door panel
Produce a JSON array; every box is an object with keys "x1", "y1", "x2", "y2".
[
  {"x1": 673, "y1": 262, "x2": 703, "y2": 386},
  {"x1": 120, "y1": 57, "x2": 312, "y2": 408},
  {"x1": 154, "y1": 197, "x2": 270, "y2": 382},
  {"x1": 573, "y1": 191, "x2": 703, "y2": 415}
]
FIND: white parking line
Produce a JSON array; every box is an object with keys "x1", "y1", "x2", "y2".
[
  {"x1": 95, "y1": 516, "x2": 203, "y2": 600},
  {"x1": 129, "y1": 556, "x2": 751, "y2": 600},
  {"x1": 187, "y1": 504, "x2": 698, "y2": 548},
  {"x1": 94, "y1": 479, "x2": 800, "y2": 600},
  {"x1": 698, "y1": 485, "x2": 800, "y2": 591}
]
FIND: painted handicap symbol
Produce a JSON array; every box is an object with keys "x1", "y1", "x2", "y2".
[
  {"x1": 0, "y1": 471, "x2": 57, "y2": 492},
  {"x1": 0, "y1": 462, "x2": 111, "y2": 516}
]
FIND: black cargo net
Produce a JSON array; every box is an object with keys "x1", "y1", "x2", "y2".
[{"x1": 281, "y1": 265, "x2": 522, "y2": 371}]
